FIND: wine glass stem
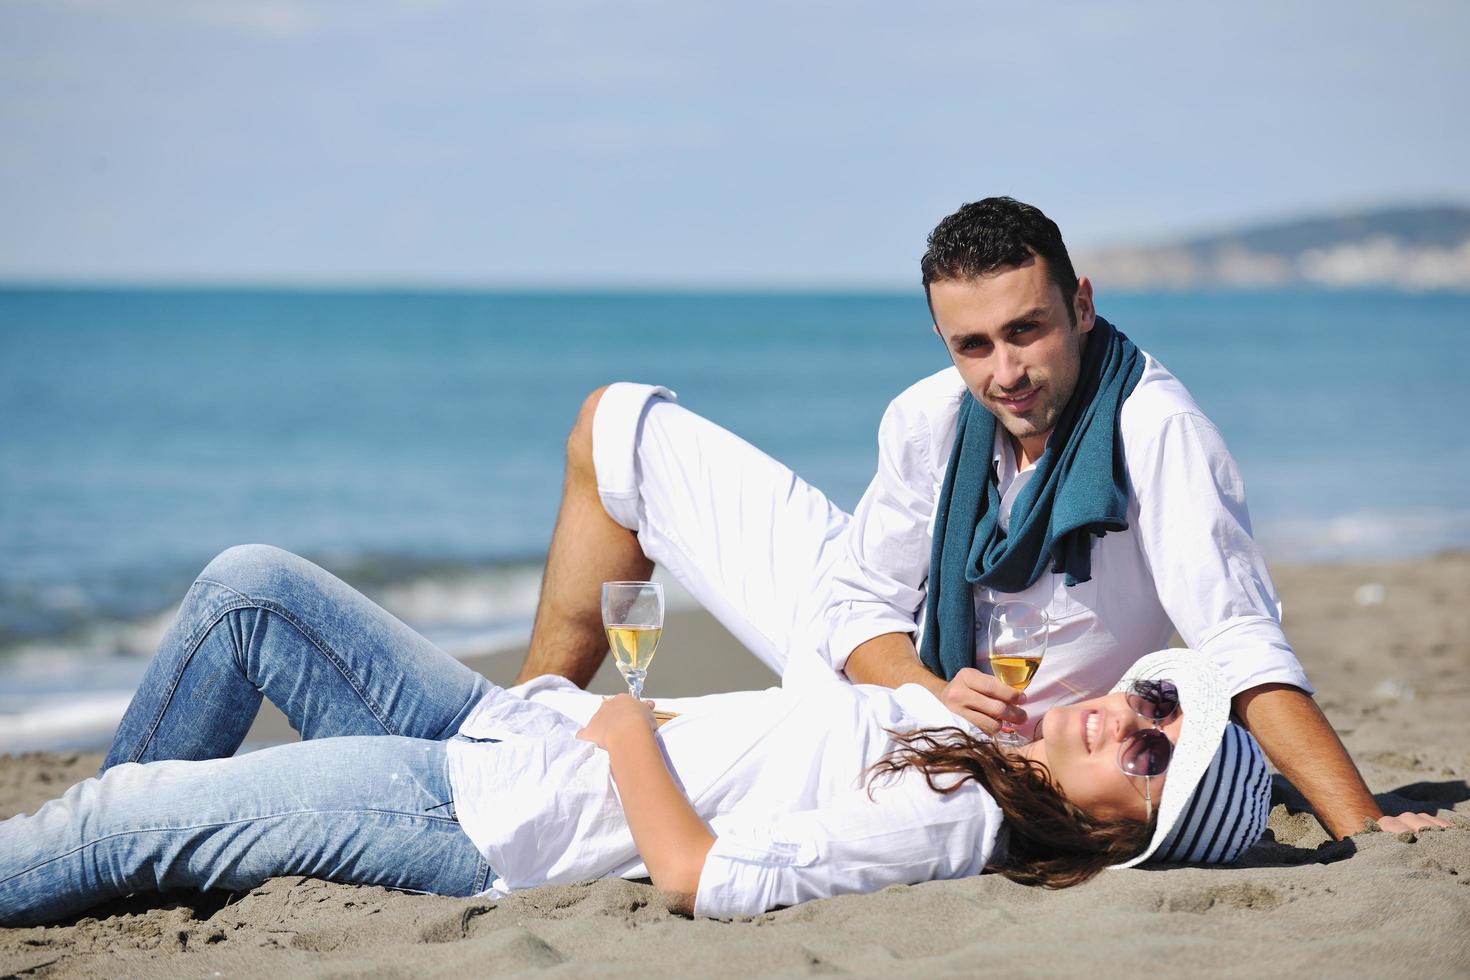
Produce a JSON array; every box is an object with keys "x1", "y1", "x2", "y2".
[{"x1": 625, "y1": 669, "x2": 645, "y2": 700}]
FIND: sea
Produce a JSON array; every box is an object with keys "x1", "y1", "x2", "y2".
[{"x1": 3, "y1": 287, "x2": 1468, "y2": 751}]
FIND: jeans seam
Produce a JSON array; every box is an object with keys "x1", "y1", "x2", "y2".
[
  {"x1": 192, "y1": 576, "x2": 253, "y2": 604},
  {"x1": 136, "y1": 580, "x2": 400, "y2": 752},
  {"x1": 246, "y1": 596, "x2": 398, "y2": 735},
  {"x1": 0, "y1": 808, "x2": 465, "y2": 886},
  {"x1": 128, "y1": 597, "x2": 252, "y2": 764}
]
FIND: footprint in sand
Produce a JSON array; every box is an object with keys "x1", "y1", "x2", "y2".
[{"x1": 1159, "y1": 882, "x2": 1283, "y2": 914}]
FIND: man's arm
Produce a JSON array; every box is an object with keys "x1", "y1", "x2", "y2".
[
  {"x1": 1233, "y1": 683, "x2": 1450, "y2": 837},
  {"x1": 843, "y1": 632, "x2": 938, "y2": 691},
  {"x1": 822, "y1": 377, "x2": 958, "y2": 679},
  {"x1": 577, "y1": 695, "x2": 715, "y2": 914},
  {"x1": 1122, "y1": 411, "x2": 1451, "y2": 837},
  {"x1": 844, "y1": 631, "x2": 1028, "y2": 735}
]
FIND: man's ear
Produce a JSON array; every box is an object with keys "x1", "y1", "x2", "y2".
[{"x1": 1073, "y1": 276, "x2": 1096, "y2": 333}]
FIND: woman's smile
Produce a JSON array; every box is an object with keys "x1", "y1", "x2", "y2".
[{"x1": 1083, "y1": 710, "x2": 1100, "y2": 754}]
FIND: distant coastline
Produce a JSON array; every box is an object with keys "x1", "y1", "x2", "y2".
[
  {"x1": 5, "y1": 204, "x2": 1470, "y2": 295},
  {"x1": 1078, "y1": 204, "x2": 1470, "y2": 291}
]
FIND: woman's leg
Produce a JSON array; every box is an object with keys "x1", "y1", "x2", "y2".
[
  {"x1": 103, "y1": 544, "x2": 493, "y2": 773},
  {"x1": 2, "y1": 735, "x2": 491, "y2": 926}
]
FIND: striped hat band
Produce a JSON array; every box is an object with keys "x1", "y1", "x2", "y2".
[{"x1": 1109, "y1": 651, "x2": 1272, "y2": 870}]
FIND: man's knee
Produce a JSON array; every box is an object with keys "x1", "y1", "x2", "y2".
[{"x1": 566, "y1": 384, "x2": 612, "y2": 477}]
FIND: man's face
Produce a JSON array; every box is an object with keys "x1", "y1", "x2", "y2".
[{"x1": 929, "y1": 254, "x2": 1094, "y2": 462}]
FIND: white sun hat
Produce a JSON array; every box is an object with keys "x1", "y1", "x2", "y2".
[{"x1": 1109, "y1": 650, "x2": 1272, "y2": 869}]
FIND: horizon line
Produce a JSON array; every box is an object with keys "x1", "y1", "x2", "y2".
[
  {"x1": 3, "y1": 279, "x2": 1468, "y2": 298},
  {"x1": 0, "y1": 277, "x2": 923, "y2": 295}
]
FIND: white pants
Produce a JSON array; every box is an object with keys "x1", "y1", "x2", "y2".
[{"x1": 592, "y1": 382, "x2": 851, "y2": 686}]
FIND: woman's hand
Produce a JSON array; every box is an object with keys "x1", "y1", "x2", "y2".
[{"x1": 576, "y1": 693, "x2": 658, "y2": 750}]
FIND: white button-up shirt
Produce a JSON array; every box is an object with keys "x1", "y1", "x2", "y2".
[
  {"x1": 820, "y1": 354, "x2": 1312, "y2": 736},
  {"x1": 446, "y1": 676, "x2": 1001, "y2": 919}
]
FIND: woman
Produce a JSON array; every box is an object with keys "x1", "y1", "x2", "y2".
[{"x1": 0, "y1": 545, "x2": 1270, "y2": 925}]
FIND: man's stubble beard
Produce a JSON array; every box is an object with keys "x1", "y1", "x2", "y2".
[
  {"x1": 987, "y1": 350, "x2": 1082, "y2": 447},
  {"x1": 995, "y1": 393, "x2": 1065, "y2": 443}
]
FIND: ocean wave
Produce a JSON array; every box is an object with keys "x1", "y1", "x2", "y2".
[
  {"x1": 374, "y1": 564, "x2": 546, "y2": 631},
  {"x1": 0, "y1": 692, "x2": 138, "y2": 754},
  {"x1": 1258, "y1": 508, "x2": 1470, "y2": 563}
]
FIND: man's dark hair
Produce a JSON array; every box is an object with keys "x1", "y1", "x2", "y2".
[{"x1": 920, "y1": 197, "x2": 1079, "y2": 321}]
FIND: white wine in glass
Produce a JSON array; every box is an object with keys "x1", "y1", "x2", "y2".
[
  {"x1": 987, "y1": 599, "x2": 1048, "y2": 749},
  {"x1": 601, "y1": 581, "x2": 664, "y2": 700},
  {"x1": 989, "y1": 653, "x2": 1042, "y2": 691},
  {"x1": 606, "y1": 624, "x2": 662, "y2": 675}
]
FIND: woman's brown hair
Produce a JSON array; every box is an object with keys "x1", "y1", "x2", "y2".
[{"x1": 868, "y1": 727, "x2": 1153, "y2": 888}]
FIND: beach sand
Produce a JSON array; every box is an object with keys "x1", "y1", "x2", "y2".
[{"x1": 3, "y1": 555, "x2": 1468, "y2": 977}]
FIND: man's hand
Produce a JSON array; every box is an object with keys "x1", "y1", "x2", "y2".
[
  {"x1": 940, "y1": 667, "x2": 1028, "y2": 736},
  {"x1": 1376, "y1": 811, "x2": 1455, "y2": 833},
  {"x1": 1236, "y1": 683, "x2": 1461, "y2": 839},
  {"x1": 577, "y1": 694, "x2": 657, "y2": 750}
]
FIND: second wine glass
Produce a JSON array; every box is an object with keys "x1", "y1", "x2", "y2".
[
  {"x1": 601, "y1": 581, "x2": 664, "y2": 700},
  {"x1": 987, "y1": 599, "x2": 1049, "y2": 749}
]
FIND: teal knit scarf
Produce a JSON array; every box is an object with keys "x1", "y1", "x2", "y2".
[{"x1": 918, "y1": 316, "x2": 1144, "y2": 681}]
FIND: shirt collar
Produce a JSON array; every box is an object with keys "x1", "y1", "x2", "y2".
[
  {"x1": 991, "y1": 426, "x2": 1017, "y2": 486},
  {"x1": 992, "y1": 423, "x2": 1040, "y2": 483}
]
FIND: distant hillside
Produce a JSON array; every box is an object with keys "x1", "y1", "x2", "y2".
[{"x1": 1078, "y1": 205, "x2": 1470, "y2": 290}]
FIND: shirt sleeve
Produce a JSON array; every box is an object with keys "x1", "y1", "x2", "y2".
[
  {"x1": 692, "y1": 771, "x2": 999, "y2": 919},
  {"x1": 1128, "y1": 411, "x2": 1314, "y2": 698},
  {"x1": 822, "y1": 394, "x2": 944, "y2": 673}
]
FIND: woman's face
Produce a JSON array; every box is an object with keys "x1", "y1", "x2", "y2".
[{"x1": 1020, "y1": 691, "x2": 1185, "y2": 823}]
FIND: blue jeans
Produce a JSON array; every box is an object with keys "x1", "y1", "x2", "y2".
[{"x1": 1, "y1": 544, "x2": 497, "y2": 926}]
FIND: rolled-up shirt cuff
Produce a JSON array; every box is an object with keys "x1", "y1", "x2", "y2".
[
  {"x1": 693, "y1": 834, "x2": 809, "y2": 919},
  {"x1": 824, "y1": 601, "x2": 920, "y2": 674},
  {"x1": 1195, "y1": 615, "x2": 1315, "y2": 699}
]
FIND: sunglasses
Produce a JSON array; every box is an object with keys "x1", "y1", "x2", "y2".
[{"x1": 1117, "y1": 679, "x2": 1180, "y2": 822}]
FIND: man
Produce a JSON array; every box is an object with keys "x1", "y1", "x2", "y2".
[{"x1": 516, "y1": 196, "x2": 1448, "y2": 838}]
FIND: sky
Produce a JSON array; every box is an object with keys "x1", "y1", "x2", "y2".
[{"x1": 2, "y1": 0, "x2": 1467, "y2": 287}]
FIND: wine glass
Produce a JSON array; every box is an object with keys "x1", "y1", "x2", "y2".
[
  {"x1": 601, "y1": 581, "x2": 664, "y2": 700},
  {"x1": 987, "y1": 600, "x2": 1049, "y2": 749}
]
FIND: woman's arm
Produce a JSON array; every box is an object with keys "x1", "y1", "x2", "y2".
[{"x1": 577, "y1": 695, "x2": 715, "y2": 914}]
